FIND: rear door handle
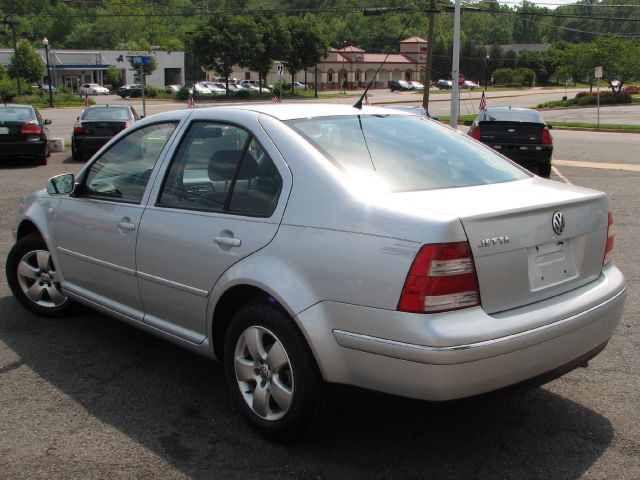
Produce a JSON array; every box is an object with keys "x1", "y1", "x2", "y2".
[
  {"x1": 117, "y1": 221, "x2": 136, "y2": 231},
  {"x1": 214, "y1": 236, "x2": 241, "y2": 248}
]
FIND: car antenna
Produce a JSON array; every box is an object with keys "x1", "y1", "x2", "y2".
[{"x1": 354, "y1": 8, "x2": 414, "y2": 110}]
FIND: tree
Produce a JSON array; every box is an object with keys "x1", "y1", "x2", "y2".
[
  {"x1": 192, "y1": 15, "x2": 257, "y2": 92},
  {"x1": 8, "y1": 39, "x2": 44, "y2": 83},
  {"x1": 249, "y1": 15, "x2": 290, "y2": 94},
  {"x1": 282, "y1": 15, "x2": 328, "y2": 94},
  {"x1": 127, "y1": 55, "x2": 158, "y2": 77},
  {"x1": 104, "y1": 66, "x2": 124, "y2": 88}
]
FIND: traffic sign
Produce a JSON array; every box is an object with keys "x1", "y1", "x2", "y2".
[
  {"x1": 458, "y1": 73, "x2": 465, "y2": 88},
  {"x1": 595, "y1": 66, "x2": 603, "y2": 79},
  {"x1": 276, "y1": 63, "x2": 284, "y2": 76}
]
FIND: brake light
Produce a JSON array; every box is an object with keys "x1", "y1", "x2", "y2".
[
  {"x1": 21, "y1": 123, "x2": 41, "y2": 135},
  {"x1": 398, "y1": 242, "x2": 480, "y2": 313},
  {"x1": 542, "y1": 127, "x2": 553, "y2": 145},
  {"x1": 468, "y1": 123, "x2": 481, "y2": 140},
  {"x1": 73, "y1": 123, "x2": 85, "y2": 134},
  {"x1": 603, "y1": 212, "x2": 614, "y2": 266}
]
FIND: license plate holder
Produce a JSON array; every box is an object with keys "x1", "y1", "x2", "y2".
[{"x1": 528, "y1": 239, "x2": 578, "y2": 291}]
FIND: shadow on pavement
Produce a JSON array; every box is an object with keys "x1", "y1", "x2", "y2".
[{"x1": 0, "y1": 295, "x2": 613, "y2": 479}]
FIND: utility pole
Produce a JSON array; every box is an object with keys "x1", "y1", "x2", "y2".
[
  {"x1": 3, "y1": 17, "x2": 22, "y2": 94},
  {"x1": 422, "y1": 0, "x2": 436, "y2": 114},
  {"x1": 450, "y1": 0, "x2": 461, "y2": 128}
]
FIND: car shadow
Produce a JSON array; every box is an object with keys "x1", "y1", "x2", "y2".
[{"x1": 0, "y1": 295, "x2": 613, "y2": 479}]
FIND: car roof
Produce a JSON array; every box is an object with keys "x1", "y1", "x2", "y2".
[
  {"x1": 83, "y1": 105, "x2": 131, "y2": 110},
  {"x1": 211, "y1": 103, "x2": 410, "y2": 121}
]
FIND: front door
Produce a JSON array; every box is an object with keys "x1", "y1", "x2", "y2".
[
  {"x1": 54, "y1": 121, "x2": 178, "y2": 319},
  {"x1": 136, "y1": 120, "x2": 287, "y2": 343}
]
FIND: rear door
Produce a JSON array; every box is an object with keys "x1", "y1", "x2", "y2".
[{"x1": 136, "y1": 114, "x2": 290, "y2": 343}]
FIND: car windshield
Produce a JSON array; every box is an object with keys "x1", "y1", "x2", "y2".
[
  {"x1": 82, "y1": 107, "x2": 132, "y2": 121},
  {"x1": 286, "y1": 114, "x2": 528, "y2": 193},
  {"x1": 0, "y1": 106, "x2": 35, "y2": 122},
  {"x1": 481, "y1": 109, "x2": 543, "y2": 123}
]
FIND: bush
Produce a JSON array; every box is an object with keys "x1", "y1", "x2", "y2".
[
  {"x1": 512, "y1": 67, "x2": 535, "y2": 86},
  {"x1": 492, "y1": 68, "x2": 513, "y2": 86},
  {"x1": 176, "y1": 85, "x2": 190, "y2": 101}
]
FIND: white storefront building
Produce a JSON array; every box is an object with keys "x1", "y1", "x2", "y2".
[{"x1": 0, "y1": 48, "x2": 184, "y2": 90}]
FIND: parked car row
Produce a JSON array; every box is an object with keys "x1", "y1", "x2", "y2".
[{"x1": 389, "y1": 80, "x2": 425, "y2": 92}]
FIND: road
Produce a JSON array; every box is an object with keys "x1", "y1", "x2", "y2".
[{"x1": 1, "y1": 120, "x2": 639, "y2": 479}]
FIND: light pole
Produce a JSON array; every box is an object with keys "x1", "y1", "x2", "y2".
[{"x1": 42, "y1": 37, "x2": 54, "y2": 108}]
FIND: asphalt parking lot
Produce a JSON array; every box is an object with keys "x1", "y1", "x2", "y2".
[{"x1": 0, "y1": 152, "x2": 638, "y2": 479}]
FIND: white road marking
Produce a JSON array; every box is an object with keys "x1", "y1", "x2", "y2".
[
  {"x1": 553, "y1": 159, "x2": 640, "y2": 172},
  {"x1": 551, "y1": 166, "x2": 572, "y2": 185}
]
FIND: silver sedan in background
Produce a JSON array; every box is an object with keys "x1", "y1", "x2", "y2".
[{"x1": 5, "y1": 104, "x2": 626, "y2": 441}]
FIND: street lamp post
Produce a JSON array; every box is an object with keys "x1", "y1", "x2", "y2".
[{"x1": 42, "y1": 37, "x2": 54, "y2": 108}]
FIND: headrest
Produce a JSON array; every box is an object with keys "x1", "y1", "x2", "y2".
[
  {"x1": 199, "y1": 126, "x2": 222, "y2": 139},
  {"x1": 208, "y1": 150, "x2": 260, "y2": 181}
]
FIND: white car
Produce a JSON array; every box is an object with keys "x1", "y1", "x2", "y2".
[
  {"x1": 6, "y1": 104, "x2": 626, "y2": 441},
  {"x1": 191, "y1": 83, "x2": 213, "y2": 96},
  {"x1": 78, "y1": 83, "x2": 109, "y2": 95}
]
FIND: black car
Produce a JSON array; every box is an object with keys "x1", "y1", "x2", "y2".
[
  {"x1": 466, "y1": 107, "x2": 553, "y2": 177},
  {"x1": 388, "y1": 80, "x2": 413, "y2": 92},
  {"x1": 436, "y1": 79, "x2": 452, "y2": 90},
  {"x1": 71, "y1": 105, "x2": 140, "y2": 161},
  {"x1": 0, "y1": 104, "x2": 51, "y2": 165},
  {"x1": 116, "y1": 84, "x2": 144, "y2": 98}
]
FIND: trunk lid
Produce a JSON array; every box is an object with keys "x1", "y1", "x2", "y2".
[
  {"x1": 388, "y1": 178, "x2": 609, "y2": 314},
  {"x1": 0, "y1": 121, "x2": 32, "y2": 141},
  {"x1": 479, "y1": 121, "x2": 544, "y2": 144},
  {"x1": 79, "y1": 121, "x2": 127, "y2": 136}
]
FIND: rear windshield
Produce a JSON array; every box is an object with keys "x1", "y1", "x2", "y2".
[
  {"x1": 0, "y1": 106, "x2": 35, "y2": 122},
  {"x1": 480, "y1": 109, "x2": 543, "y2": 123},
  {"x1": 81, "y1": 107, "x2": 133, "y2": 121},
  {"x1": 285, "y1": 114, "x2": 529, "y2": 193}
]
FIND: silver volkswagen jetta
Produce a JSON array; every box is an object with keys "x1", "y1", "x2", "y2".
[{"x1": 6, "y1": 104, "x2": 627, "y2": 440}]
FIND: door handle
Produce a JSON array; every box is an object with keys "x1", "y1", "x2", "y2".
[
  {"x1": 214, "y1": 236, "x2": 241, "y2": 248},
  {"x1": 117, "y1": 221, "x2": 136, "y2": 231}
]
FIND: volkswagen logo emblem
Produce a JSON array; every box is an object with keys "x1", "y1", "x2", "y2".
[{"x1": 552, "y1": 211, "x2": 565, "y2": 235}]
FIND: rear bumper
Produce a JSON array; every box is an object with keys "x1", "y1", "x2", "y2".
[
  {"x1": 0, "y1": 141, "x2": 46, "y2": 158},
  {"x1": 487, "y1": 143, "x2": 552, "y2": 166},
  {"x1": 296, "y1": 264, "x2": 626, "y2": 401},
  {"x1": 74, "y1": 136, "x2": 112, "y2": 156}
]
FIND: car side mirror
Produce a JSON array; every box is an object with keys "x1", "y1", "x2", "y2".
[
  {"x1": 44, "y1": 119, "x2": 52, "y2": 125},
  {"x1": 463, "y1": 120, "x2": 472, "y2": 126},
  {"x1": 47, "y1": 174, "x2": 75, "y2": 195}
]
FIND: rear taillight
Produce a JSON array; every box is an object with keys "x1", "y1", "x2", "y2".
[
  {"x1": 21, "y1": 123, "x2": 41, "y2": 135},
  {"x1": 469, "y1": 124, "x2": 481, "y2": 140},
  {"x1": 398, "y1": 242, "x2": 480, "y2": 314},
  {"x1": 73, "y1": 123, "x2": 84, "y2": 134},
  {"x1": 542, "y1": 127, "x2": 553, "y2": 145},
  {"x1": 603, "y1": 212, "x2": 614, "y2": 266}
]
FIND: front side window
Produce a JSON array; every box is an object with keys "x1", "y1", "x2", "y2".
[
  {"x1": 82, "y1": 122, "x2": 177, "y2": 203},
  {"x1": 286, "y1": 114, "x2": 529, "y2": 193},
  {"x1": 158, "y1": 122, "x2": 282, "y2": 217}
]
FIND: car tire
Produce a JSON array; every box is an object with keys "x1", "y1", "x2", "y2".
[
  {"x1": 223, "y1": 302, "x2": 332, "y2": 442},
  {"x1": 71, "y1": 141, "x2": 82, "y2": 162},
  {"x1": 6, "y1": 233, "x2": 74, "y2": 317},
  {"x1": 35, "y1": 149, "x2": 47, "y2": 166},
  {"x1": 538, "y1": 162, "x2": 552, "y2": 178}
]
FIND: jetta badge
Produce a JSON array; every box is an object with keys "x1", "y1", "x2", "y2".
[{"x1": 552, "y1": 211, "x2": 565, "y2": 235}]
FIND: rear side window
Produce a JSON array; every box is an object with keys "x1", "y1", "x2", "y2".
[
  {"x1": 286, "y1": 114, "x2": 528, "y2": 192},
  {"x1": 158, "y1": 122, "x2": 282, "y2": 217}
]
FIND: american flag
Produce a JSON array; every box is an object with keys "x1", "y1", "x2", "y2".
[
  {"x1": 363, "y1": 94, "x2": 371, "y2": 106},
  {"x1": 479, "y1": 90, "x2": 487, "y2": 111},
  {"x1": 186, "y1": 93, "x2": 195, "y2": 108},
  {"x1": 272, "y1": 91, "x2": 281, "y2": 103}
]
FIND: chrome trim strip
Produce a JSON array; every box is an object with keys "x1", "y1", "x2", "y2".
[
  {"x1": 333, "y1": 286, "x2": 626, "y2": 362},
  {"x1": 136, "y1": 271, "x2": 209, "y2": 298},
  {"x1": 57, "y1": 247, "x2": 136, "y2": 276}
]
